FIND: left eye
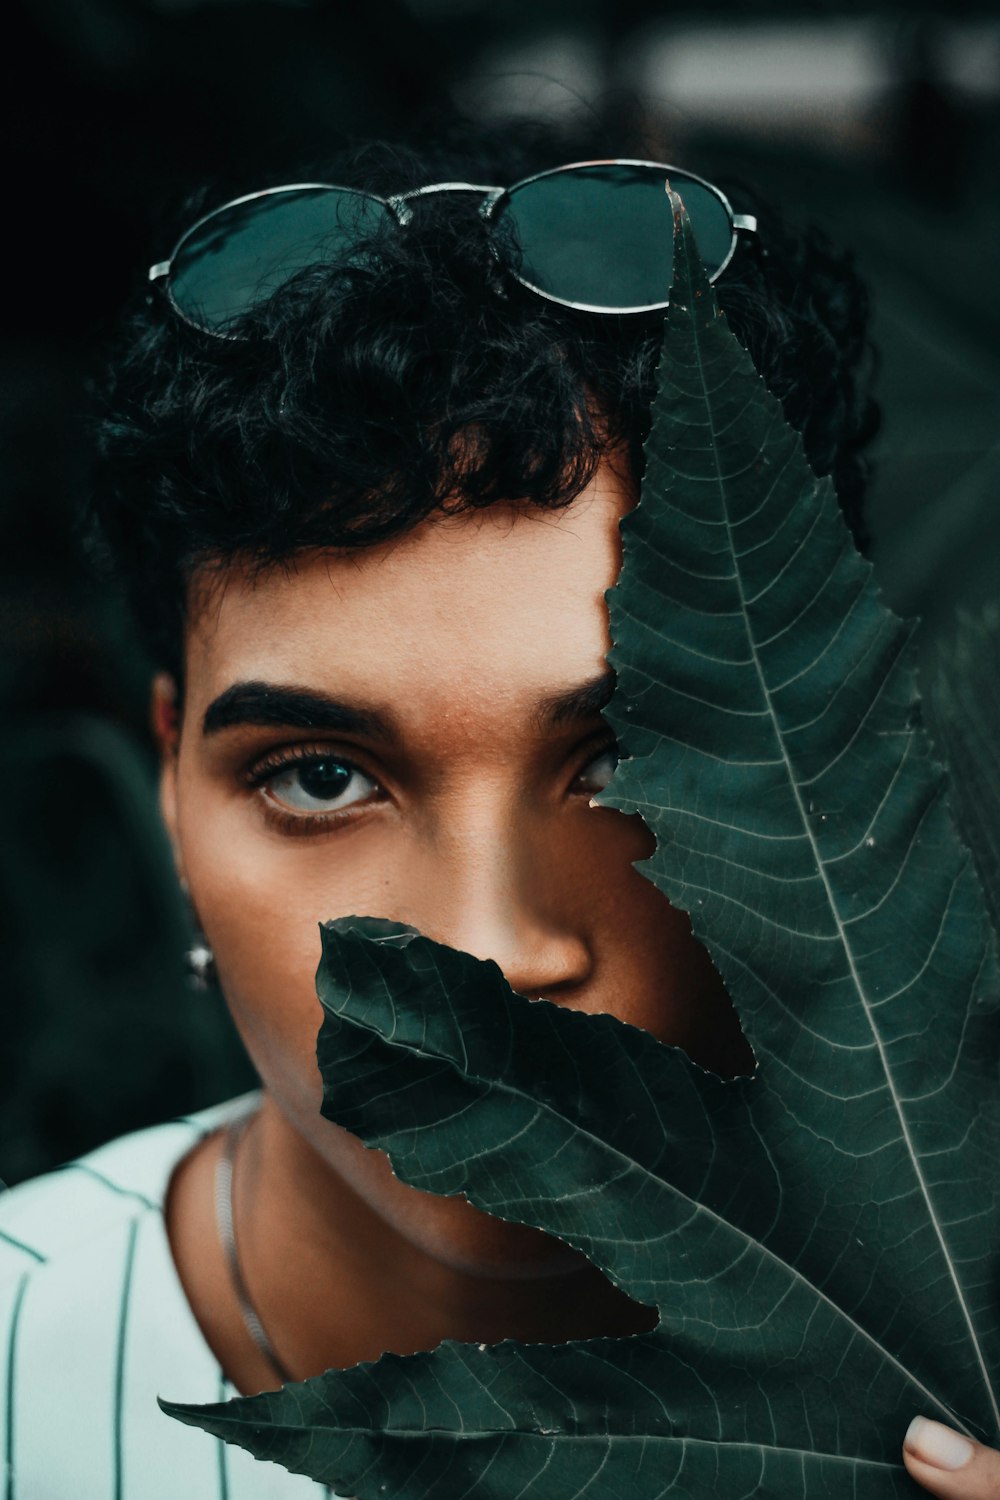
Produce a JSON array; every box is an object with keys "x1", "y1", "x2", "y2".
[
  {"x1": 575, "y1": 747, "x2": 619, "y2": 794},
  {"x1": 264, "y1": 757, "x2": 378, "y2": 815}
]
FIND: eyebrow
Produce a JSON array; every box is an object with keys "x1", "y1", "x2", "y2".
[
  {"x1": 202, "y1": 670, "x2": 618, "y2": 739},
  {"x1": 202, "y1": 683, "x2": 390, "y2": 739}
]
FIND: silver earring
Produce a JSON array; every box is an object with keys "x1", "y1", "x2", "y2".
[
  {"x1": 178, "y1": 876, "x2": 216, "y2": 989},
  {"x1": 185, "y1": 938, "x2": 216, "y2": 990}
]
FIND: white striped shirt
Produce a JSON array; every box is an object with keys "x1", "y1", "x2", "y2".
[{"x1": 0, "y1": 1090, "x2": 347, "y2": 1499}]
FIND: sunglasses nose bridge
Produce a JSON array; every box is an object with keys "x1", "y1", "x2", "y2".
[{"x1": 386, "y1": 182, "x2": 504, "y2": 227}]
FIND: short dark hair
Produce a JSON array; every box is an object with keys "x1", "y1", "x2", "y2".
[{"x1": 87, "y1": 118, "x2": 879, "y2": 682}]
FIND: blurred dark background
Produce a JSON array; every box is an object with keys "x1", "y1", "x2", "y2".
[{"x1": 2, "y1": 0, "x2": 998, "y2": 1185}]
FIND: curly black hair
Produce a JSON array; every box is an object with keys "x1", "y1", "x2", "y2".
[{"x1": 87, "y1": 117, "x2": 879, "y2": 682}]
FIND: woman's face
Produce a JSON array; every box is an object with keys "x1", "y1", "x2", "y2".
[{"x1": 155, "y1": 456, "x2": 749, "y2": 1280}]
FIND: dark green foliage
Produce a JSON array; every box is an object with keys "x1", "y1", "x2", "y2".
[
  {"x1": 924, "y1": 605, "x2": 1000, "y2": 933},
  {"x1": 0, "y1": 717, "x2": 255, "y2": 1186},
  {"x1": 161, "y1": 188, "x2": 1000, "y2": 1498}
]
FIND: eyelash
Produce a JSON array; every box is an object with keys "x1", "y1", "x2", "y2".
[
  {"x1": 242, "y1": 739, "x2": 619, "y2": 837},
  {"x1": 242, "y1": 743, "x2": 382, "y2": 838}
]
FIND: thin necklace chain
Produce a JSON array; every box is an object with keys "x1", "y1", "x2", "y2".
[{"x1": 214, "y1": 1111, "x2": 296, "y2": 1386}]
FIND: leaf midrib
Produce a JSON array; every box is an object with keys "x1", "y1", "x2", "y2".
[{"x1": 681, "y1": 236, "x2": 995, "y2": 1436}]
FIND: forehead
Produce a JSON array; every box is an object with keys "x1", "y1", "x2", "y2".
[{"x1": 184, "y1": 460, "x2": 634, "y2": 712}]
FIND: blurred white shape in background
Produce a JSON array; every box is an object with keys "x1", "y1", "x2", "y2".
[
  {"x1": 938, "y1": 20, "x2": 1000, "y2": 97},
  {"x1": 455, "y1": 17, "x2": 999, "y2": 150},
  {"x1": 627, "y1": 19, "x2": 888, "y2": 135}
]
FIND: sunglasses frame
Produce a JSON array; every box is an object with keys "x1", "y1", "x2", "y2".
[{"x1": 148, "y1": 158, "x2": 758, "y2": 337}]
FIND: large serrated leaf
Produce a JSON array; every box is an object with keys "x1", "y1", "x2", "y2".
[{"x1": 161, "y1": 186, "x2": 1000, "y2": 1498}]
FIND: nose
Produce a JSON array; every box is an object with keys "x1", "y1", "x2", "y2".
[{"x1": 401, "y1": 806, "x2": 593, "y2": 1003}]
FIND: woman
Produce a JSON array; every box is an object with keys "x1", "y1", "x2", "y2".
[{"x1": 1, "y1": 119, "x2": 992, "y2": 1498}]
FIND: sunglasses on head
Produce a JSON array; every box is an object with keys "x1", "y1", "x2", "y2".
[{"x1": 148, "y1": 159, "x2": 759, "y2": 338}]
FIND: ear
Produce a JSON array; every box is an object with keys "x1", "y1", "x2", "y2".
[{"x1": 150, "y1": 670, "x2": 185, "y2": 884}]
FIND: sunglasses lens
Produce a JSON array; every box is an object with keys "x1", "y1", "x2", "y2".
[
  {"x1": 498, "y1": 164, "x2": 735, "y2": 311},
  {"x1": 169, "y1": 186, "x2": 390, "y2": 332}
]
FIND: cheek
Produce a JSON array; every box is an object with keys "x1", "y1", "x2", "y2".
[
  {"x1": 174, "y1": 782, "x2": 390, "y2": 1085},
  {"x1": 568, "y1": 810, "x2": 680, "y2": 1007},
  {"x1": 575, "y1": 810, "x2": 742, "y2": 1064}
]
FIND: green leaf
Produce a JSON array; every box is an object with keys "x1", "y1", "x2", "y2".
[{"x1": 161, "y1": 187, "x2": 1000, "y2": 1497}]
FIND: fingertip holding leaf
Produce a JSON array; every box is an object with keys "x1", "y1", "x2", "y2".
[
  {"x1": 168, "y1": 175, "x2": 1000, "y2": 1499},
  {"x1": 904, "y1": 1417, "x2": 975, "y2": 1472}
]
